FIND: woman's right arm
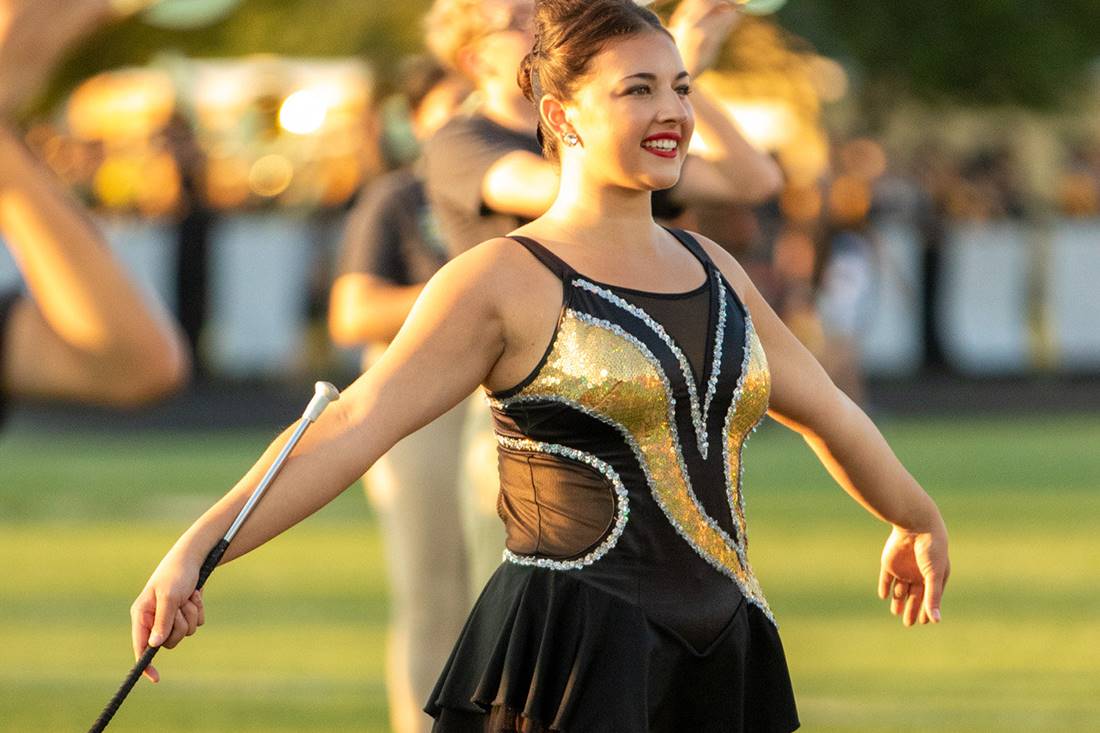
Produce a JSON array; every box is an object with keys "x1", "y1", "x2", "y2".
[{"x1": 130, "y1": 240, "x2": 514, "y2": 679}]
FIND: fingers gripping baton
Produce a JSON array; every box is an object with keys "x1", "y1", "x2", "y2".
[{"x1": 88, "y1": 381, "x2": 342, "y2": 733}]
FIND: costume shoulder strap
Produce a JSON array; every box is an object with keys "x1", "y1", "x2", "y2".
[
  {"x1": 507, "y1": 235, "x2": 573, "y2": 280},
  {"x1": 663, "y1": 227, "x2": 714, "y2": 269}
]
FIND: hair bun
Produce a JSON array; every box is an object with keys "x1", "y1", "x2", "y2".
[{"x1": 517, "y1": 51, "x2": 538, "y2": 104}]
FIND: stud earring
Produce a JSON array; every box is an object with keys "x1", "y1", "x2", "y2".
[{"x1": 562, "y1": 131, "x2": 579, "y2": 147}]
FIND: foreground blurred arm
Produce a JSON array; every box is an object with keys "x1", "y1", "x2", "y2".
[
  {"x1": 131, "y1": 241, "x2": 511, "y2": 680},
  {"x1": 695, "y1": 232, "x2": 950, "y2": 628},
  {"x1": 0, "y1": 126, "x2": 190, "y2": 405}
]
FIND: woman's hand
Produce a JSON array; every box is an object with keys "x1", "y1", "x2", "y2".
[
  {"x1": 129, "y1": 552, "x2": 205, "y2": 683},
  {"x1": 668, "y1": 0, "x2": 742, "y2": 78},
  {"x1": 877, "y1": 524, "x2": 950, "y2": 627}
]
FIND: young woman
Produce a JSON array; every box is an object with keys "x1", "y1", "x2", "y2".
[{"x1": 130, "y1": 1, "x2": 950, "y2": 730}]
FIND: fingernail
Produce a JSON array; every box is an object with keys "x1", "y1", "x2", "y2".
[
  {"x1": 932, "y1": 608, "x2": 941, "y2": 622},
  {"x1": 148, "y1": 631, "x2": 163, "y2": 647}
]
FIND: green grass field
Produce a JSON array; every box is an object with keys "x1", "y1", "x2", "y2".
[{"x1": 2, "y1": 413, "x2": 1099, "y2": 732}]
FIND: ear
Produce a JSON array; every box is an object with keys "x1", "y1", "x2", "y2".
[{"x1": 539, "y1": 94, "x2": 570, "y2": 137}]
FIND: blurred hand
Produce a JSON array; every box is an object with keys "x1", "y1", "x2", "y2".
[
  {"x1": 877, "y1": 524, "x2": 950, "y2": 627},
  {"x1": 130, "y1": 553, "x2": 205, "y2": 683},
  {"x1": 668, "y1": 0, "x2": 742, "y2": 78},
  {"x1": 0, "y1": 0, "x2": 155, "y2": 117}
]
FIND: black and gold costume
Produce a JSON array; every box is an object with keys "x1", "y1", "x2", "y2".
[{"x1": 427, "y1": 230, "x2": 799, "y2": 732}]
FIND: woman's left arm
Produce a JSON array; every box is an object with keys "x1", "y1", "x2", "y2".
[{"x1": 695, "y1": 233, "x2": 950, "y2": 627}]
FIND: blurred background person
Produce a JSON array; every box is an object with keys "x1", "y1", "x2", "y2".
[
  {"x1": 811, "y1": 138, "x2": 885, "y2": 406},
  {"x1": 328, "y1": 56, "x2": 473, "y2": 733},
  {"x1": 0, "y1": 0, "x2": 189, "y2": 424},
  {"x1": 1057, "y1": 139, "x2": 1100, "y2": 218}
]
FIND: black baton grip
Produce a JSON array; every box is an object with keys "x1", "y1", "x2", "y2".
[
  {"x1": 87, "y1": 645, "x2": 159, "y2": 733},
  {"x1": 196, "y1": 538, "x2": 229, "y2": 590},
  {"x1": 88, "y1": 538, "x2": 230, "y2": 732}
]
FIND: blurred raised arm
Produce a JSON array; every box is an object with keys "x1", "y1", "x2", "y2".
[
  {"x1": 668, "y1": 0, "x2": 783, "y2": 205},
  {"x1": 0, "y1": 0, "x2": 190, "y2": 406}
]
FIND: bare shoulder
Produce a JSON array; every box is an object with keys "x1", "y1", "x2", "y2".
[
  {"x1": 442, "y1": 236, "x2": 565, "y2": 392},
  {"x1": 425, "y1": 235, "x2": 562, "y2": 341},
  {"x1": 437, "y1": 236, "x2": 560, "y2": 301}
]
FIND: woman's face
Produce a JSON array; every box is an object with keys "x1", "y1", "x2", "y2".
[{"x1": 561, "y1": 30, "x2": 694, "y2": 193}]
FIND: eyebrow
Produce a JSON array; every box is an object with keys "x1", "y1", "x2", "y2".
[{"x1": 620, "y1": 71, "x2": 691, "y2": 83}]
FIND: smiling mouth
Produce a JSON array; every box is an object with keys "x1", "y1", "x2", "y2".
[{"x1": 641, "y1": 138, "x2": 679, "y2": 158}]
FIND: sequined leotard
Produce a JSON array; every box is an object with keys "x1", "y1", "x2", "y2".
[{"x1": 427, "y1": 229, "x2": 800, "y2": 733}]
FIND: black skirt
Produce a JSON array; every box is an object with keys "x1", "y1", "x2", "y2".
[{"x1": 426, "y1": 564, "x2": 800, "y2": 732}]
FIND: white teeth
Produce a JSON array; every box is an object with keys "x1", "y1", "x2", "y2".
[{"x1": 642, "y1": 139, "x2": 678, "y2": 151}]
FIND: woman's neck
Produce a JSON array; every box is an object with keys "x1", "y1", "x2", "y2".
[{"x1": 539, "y1": 170, "x2": 660, "y2": 250}]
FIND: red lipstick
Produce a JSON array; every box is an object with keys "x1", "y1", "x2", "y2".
[{"x1": 641, "y1": 131, "x2": 681, "y2": 159}]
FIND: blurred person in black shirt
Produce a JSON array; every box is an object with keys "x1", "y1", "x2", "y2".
[
  {"x1": 330, "y1": 59, "x2": 469, "y2": 350},
  {"x1": 328, "y1": 58, "x2": 474, "y2": 733}
]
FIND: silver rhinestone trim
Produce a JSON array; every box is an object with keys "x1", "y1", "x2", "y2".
[
  {"x1": 495, "y1": 435, "x2": 629, "y2": 571},
  {"x1": 702, "y1": 269, "x2": 727, "y2": 434},
  {"x1": 724, "y1": 309, "x2": 756, "y2": 547},
  {"x1": 573, "y1": 277, "x2": 724, "y2": 460}
]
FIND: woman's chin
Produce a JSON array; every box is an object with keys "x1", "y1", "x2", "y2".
[
  {"x1": 638, "y1": 173, "x2": 681, "y2": 192},
  {"x1": 604, "y1": 166, "x2": 681, "y2": 194}
]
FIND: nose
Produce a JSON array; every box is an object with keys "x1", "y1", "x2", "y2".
[{"x1": 656, "y1": 90, "x2": 690, "y2": 126}]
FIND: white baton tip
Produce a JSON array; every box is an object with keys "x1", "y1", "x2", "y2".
[
  {"x1": 314, "y1": 381, "x2": 341, "y2": 403},
  {"x1": 303, "y1": 381, "x2": 341, "y2": 421}
]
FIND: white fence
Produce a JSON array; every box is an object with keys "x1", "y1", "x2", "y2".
[
  {"x1": 818, "y1": 217, "x2": 1100, "y2": 376},
  {"x1": 3, "y1": 216, "x2": 1100, "y2": 377},
  {"x1": 0, "y1": 214, "x2": 317, "y2": 378}
]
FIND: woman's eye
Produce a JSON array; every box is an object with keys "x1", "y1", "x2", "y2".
[
  {"x1": 676, "y1": 85, "x2": 692, "y2": 96},
  {"x1": 626, "y1": 85, "x2": 651, "y2": 96}
]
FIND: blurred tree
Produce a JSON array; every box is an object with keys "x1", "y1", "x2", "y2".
[
  {"x1": 775, "y1": 0, "x2": 1100, "y2": 109},
  {"x1": 41, "y1": 0, "x2": 434, "y2": 113},
  {"x1": 33, "y1": 0, "x2": 1100, "y2": 115}
]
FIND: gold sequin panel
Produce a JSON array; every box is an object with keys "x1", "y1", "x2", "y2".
[
  {"x1": 513, "y1": 308, "x2": 772, "y2": 613},
  {"x1": 722, "y1": 321, "x2": 774, "y2": 618}
]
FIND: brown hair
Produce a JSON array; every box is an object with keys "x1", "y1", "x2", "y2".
[{"x1": 517, "y1": 0, "x2": 671, "y2": 162}]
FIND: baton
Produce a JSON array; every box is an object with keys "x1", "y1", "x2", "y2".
[{"x1": 88, "y1": 381, "x2": 342, "y2": 733}]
